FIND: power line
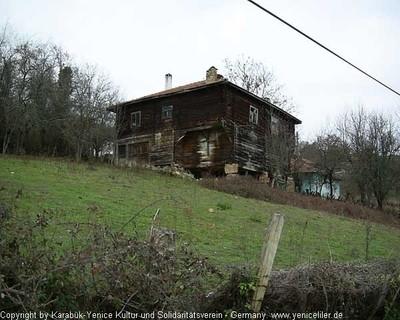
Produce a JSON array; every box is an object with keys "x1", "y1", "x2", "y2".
[{"x1": 246, "y1": 0, "x2": 400, "y2": 97}]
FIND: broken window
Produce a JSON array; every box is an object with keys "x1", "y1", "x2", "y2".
[
  {"x1": 131, "y1": 111, "x2": 141, "y2": 128},
  {"x1": 271, "y1": 115, "x2": 279, "y2": 135},
  {"x1": 199, "y1": 132, "x2": 211, "y2": 157},
  {"x1": 249, "y1": 105, "x2": 259, "y2": 125},
  {"x1": 162, "y1": 105, "x2": 173, "y2": 119},
  {"x1": 118, "y1": 145, "x2": 126, "y2": 159}
]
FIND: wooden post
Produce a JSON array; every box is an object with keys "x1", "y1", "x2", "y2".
[{"x1": 252, "y1": 212, "x2": 285, "y2": 313}]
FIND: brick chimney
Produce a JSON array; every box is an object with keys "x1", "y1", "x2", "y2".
[
  {"x1": 206, "y1": 66, "x2": 218, "y2": 83},
  {"x1": 165, "y1": 73, "x2": 172, "y2": 90}
]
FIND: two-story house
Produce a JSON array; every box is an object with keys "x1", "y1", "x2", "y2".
[{"x1": 107, "y1": 67, "x2": 301, "y2": 177}]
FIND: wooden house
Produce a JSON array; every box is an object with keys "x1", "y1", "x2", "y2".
[{"x1": 108, "y1": 67, "x2": 301, "y2": 176}]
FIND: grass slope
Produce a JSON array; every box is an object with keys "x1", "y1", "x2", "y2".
[{"x1": 1, "y1": 156, "x2": 399, "y2": 269}]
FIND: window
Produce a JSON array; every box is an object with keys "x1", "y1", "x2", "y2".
[
  {"x1": 249, "y1": 106, "x2": 258, "y2": 124},
  {"x1": 162, "y1": 105, "x2": 173, "y2": 119},
  {"x1": 131, "y1": 111, "x2": 141, "y2": 128},
  {"x1": 271, "y1": 115, "x2": 279, "y2": 135},
  {"x1": 200, "y1": 135, "x2": 211, "y2": 157},
  {"x1": 118, "y1": 145, "x2": 126, "y2": 159}
]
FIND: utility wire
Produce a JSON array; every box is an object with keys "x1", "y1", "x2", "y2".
[{"x1": 246, "y1": 0, "x2": 400, "y2": 97}]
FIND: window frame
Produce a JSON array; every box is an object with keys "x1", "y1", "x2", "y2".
[
  {"x1": 118, "y1": 144, "x2": 126, "y2": 159},
  {"x1": 131, "y1": 111, "x2": 141, "y2": 128},
  {"x1": 249, "y1": 105, "x2": 259, "y2": 125},
  {"x1": 162, "y1": 105, "x2": 173, "y2": 119}
]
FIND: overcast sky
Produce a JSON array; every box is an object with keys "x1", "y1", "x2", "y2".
[{"x1": 1, "y1": 0, "x2": 399, "y2": 140}]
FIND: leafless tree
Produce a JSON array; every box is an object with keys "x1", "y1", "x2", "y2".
[
  {"x1": 223, "y1": 55, "x2": 296, "y2": 113},
  {"x1": 65, "y1": 64, "x2": 120, "y2": 161},
  {"x1": 0, "y1": 24, "x2": 121, "y2": 159},
  {"x1": 0, "y1": 24, "x2": 18, "y2": 154},
  {"x1": 314, "y1": 133, "x2": 346, "y2": 198},
  {"x1": 337, "y1": 107, "x2": 400, "y2": 209},
  {"x1": 267, "y1": 117, "x2": 296, "y2": 188}
]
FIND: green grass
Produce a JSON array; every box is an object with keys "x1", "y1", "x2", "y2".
[{"x1": 1, "y1": 155, "x2": 400, "y2": 269}]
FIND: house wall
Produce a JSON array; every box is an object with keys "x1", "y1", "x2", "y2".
[
  {"x1": 174, "y1": 126, "x2": 231, "y2": 171},
  {"x1": 116, "y1": 85, "x2": 230, "y2": 168},
  {"x1": 299, "y1": 172, "x2": 341, "y2": 199},
  {"x1": 224, "y1": 86, "x2": 296, "y2": 173},
  {"x1": 223, "y1": 87, "x2": 267, "y2": 172},
  {"x1": 115, "y1": 82, "x2": 299, "y2": 174}
]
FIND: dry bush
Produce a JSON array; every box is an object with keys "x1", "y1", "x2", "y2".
[
  {"x1": 203, "y1": 260, "x2": 400, "y2": 319},
  {"x1": 1, "y1": 205, "x2": 399, "y2": 317},
  {"x1": 0, "y1": 208, "x2": 221, "y2": 312},
  {"x1": 263, "y1": 259, "x2": 400, "y2": 319},
  {"x1": 199, "y1": 176, "x2": 400, "y2": 227}
]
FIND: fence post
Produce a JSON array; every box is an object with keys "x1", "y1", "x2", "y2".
[{"x1": 252, "y1": 212, "x2": 285, "y2": 313}]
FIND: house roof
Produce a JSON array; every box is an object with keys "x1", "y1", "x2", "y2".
[
  {"x1": 292, "y1": 158, "x2": 317, "y2": 173},
  {"x1": 128, "y1": 78, "x2": 223, "y2": 104},
  {"x1": 292, "y1": 158, "x2": 345, "y2": 180},
  {"x1": 108, "y1": 75, "x2": 302, "y2": 124}
]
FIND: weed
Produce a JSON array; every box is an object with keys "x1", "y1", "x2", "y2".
[
  {"x1": 249, "y1": 214, "x2": 262, "y2": 223},
  {"x1": 216, "y1": 202, "x2": 232, "y2": 211},
  {"x1": 365, "y1": 221, "x2": 376, "y2": 261}
]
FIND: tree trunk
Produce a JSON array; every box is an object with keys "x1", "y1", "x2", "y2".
[
  {"x1": 2, "y1": 130, "x2": 12, "y2": 154},
  {"x1": 359, "y1": 183, "x2": 366, "y2": 205},
  {"x1": 75, "y1": 141, "x2": 82, "y2": 162},
  {"x1": 377, "y1": 198, "x2": 383, "y2": 210}
]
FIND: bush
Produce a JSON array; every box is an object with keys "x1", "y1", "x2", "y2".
[
  {"x1": 0, "y1": 207, "x2": 221, "y2": 312},
  {"x1": 262, "y1": 259, "x2": 400, "y2": 319},
  {"x1": 1, "y1": 202, "x2": 399, "y2": 317}
]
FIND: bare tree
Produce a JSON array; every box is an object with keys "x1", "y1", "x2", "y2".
[
  {"x1": 337, "y1": 107, "x2": 400, "y2": 209},
  {"x1": 65, "y1": 64, "x2": 120, "y2": 162},
  {"x1": 223, "y1": 55, "x2": 296, "y2": 113},
  {"x1": 314, "y1": 133, "x2": 346, "y2": 198},
  {"x1": 337, "y1": 108, "x2": 371, "y2": 205},
  {"x1": 0, "y1": 24, "x2": 18, "y2": 154},
  {"x1": 0, "y1": 24, "x2": 121, "y2": 159},
  {"x1": 268, "y1": 119, "x2": 296, "y2": 188},
  {"x1": 366, "y1": 113, "x2": 400, "y2": 209}
]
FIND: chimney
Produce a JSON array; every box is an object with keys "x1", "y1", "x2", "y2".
[
  {"x1": 206, "y1": 66, "x2": 218, "y2": 83},
  {"x1": 165, "y1": 73, "x2": 172, "y2": 90}
]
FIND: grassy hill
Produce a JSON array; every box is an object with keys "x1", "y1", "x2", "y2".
[{"x1": 1, "y1": 156, "x2": 399, "y2": 269}]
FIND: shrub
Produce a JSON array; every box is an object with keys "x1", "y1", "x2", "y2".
[
  {"x1": 216, "y1": 202, "x2": 232, "y2": 211},
  {"x1": 1, "y1": 206, "x2": 399, "y2": 317},
  {"x1": 0, "y1": 207, "x2": 221, "y2": 312}
]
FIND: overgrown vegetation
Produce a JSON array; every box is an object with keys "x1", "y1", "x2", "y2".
[
  {"x1": 1, "y1": 207, "x2": 399, "y2": 317},
  {"x1": 2, "y1": 156, "x2": 400, "y2": 269},
  {"x1": 200, "y1": 175, "x2": 400, "y2": 227},
  {"x1": 0, "y1": 24, "x2": 121, "y2": 160},
  {"x1": 0, "y1": 204, "x2": 221, "y2": 311},
  {"x1": 262, "y1": 259, "x2": 400, "y2": 319}
]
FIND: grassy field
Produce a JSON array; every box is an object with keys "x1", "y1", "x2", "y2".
[{"x1": 1, "y1": 156, "x2": 399, "y2": 269}]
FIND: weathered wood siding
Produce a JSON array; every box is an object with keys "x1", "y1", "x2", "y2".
[
  {"x1": 116, "y1": 85, "x2": 228, "y2": 168},
  {"x1": 151, "y1": 130, "x2": 174, "y2": 165},
  {"x1": 232, "y1": 124, "x2": 265, "y2": 172},
  {"x1": 175, "y1": 126, "x2": 231, "y2": 170},
  {"x1": 224, "y1": 85, "x2": 298, "y2": 173},
  {"x1": 224, "y1": 87, "x2": 268, "y2": 172},
  {"x1": 115, "y1": 81, "x2": 299, "y2": 173}
]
